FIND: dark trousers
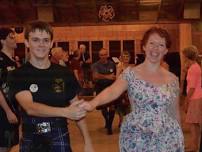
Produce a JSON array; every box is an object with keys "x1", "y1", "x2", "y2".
[
  {"x1": 95, "y1": 80, "x2": 115, "y2": 134},
  {"x1": 101, "y1": 106, "x2": 115, "y2": 134},
  {"x1": 82, "y1": 66, "x2": 91, "y2": 83}
]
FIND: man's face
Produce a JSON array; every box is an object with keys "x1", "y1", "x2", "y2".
[
  {"x1": 25, "y1": 29, "x2": 53, "y2": 60},
  {"x1": 4, "y1": 32, "x2": 17, "y2": 49},
  {"x1": 99, "y1": 50, "x2": 108, "y2": 62},
  {"x1": 79, "y1": 45, "x2": 86, "y2": 53}
]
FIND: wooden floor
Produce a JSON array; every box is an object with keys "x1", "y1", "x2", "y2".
[
  {"x1": 69, "y1": 109, "x2": 200, "y2": 152},
  {"x1": 69, "y1": 110, "x2": 119, "y2": 152},
  {"x1": 10, "y1": 106, "x2": 200, "y2": 152}
]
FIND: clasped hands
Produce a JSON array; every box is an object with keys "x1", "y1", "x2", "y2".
[{"x1": 66, "y1": 99, "x2": 95, "y2": 120}]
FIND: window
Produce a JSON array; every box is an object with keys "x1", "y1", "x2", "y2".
[
  {"x1": 57, "y1": 41, "x2": 69, "y2": 52},
  {"x1": 91, "y1": 41, "x2": 103, "y2": 63},
  {"x1": 109, "y1": 40, "x2": 121, "y2": 58},
  {"x1": 123, "y1": 40, "x2": 135, "y2": 64}
]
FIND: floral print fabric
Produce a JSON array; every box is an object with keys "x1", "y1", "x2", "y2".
[{"x1": 119, "y1": 67, "x2": 184, "y2": 152}]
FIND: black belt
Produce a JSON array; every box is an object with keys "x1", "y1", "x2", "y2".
[{"x1": 22, "y1": 121, "x2": 67, "y2": 134}]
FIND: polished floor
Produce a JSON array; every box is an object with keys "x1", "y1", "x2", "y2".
[
  {"x1": 69, "y1": 109, "x2": 200, "y2": 152},
  {"x1": 10, "y1": 105, "x2": 200, "y2": 152}
]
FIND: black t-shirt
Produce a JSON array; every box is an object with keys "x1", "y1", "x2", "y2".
[
  {"x1": 0, "y1": 52, "x2": 18, "y2": 126},
  {"x1": 0, "y1": 52, "x2": 17, "y2": 96},
  {"x1": 9, "y1": 62, "x2": 80, "y2": 123},
  {"x1": 92, "y1": 60, "x2": 116, "y2": 93}
]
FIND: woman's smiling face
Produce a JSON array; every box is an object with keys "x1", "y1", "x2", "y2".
[{"x1": 143, "y1": 33, "x2": 168, "y2": 64}]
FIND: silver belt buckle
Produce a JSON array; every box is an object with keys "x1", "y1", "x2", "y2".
[{"x1": 36, "y1": 122, "x2": 51, "y2": 134}]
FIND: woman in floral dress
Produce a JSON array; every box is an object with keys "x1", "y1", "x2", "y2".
[{"x1": 81, "y1": 27, "x2": 184, "y2": 152}]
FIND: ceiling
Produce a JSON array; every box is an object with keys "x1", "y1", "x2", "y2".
[{"x1": 0, "y1": 0, "x2": 201, "y2": 26}]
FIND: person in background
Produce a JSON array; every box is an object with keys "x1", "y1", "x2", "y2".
[
  {"x1": 79, "y1": 44, "x2": 92, "y2": 86},
  {"x1": 0, "y1": 27, "x2": 19, "y2": 152},
  {"x1": 115, "y1": 51, "x2": 132, "y2": 127},
  {"x1": 91, "y1": 48, "x2": 116, "y2": 135},
  {"x1": 69, "y1": 50, "x2": 82, "y2": 84},
  {"x1": 50, "y1": 47, "x2": 68, "y2": 66},
  {"x1": 62, "y1": 51, "x2": 69, "y2": 66},
  {"x1": 80, "y1": 27, "x2": 184, "y2": 151},
  {"x1": 183, "y1": 45, "x2": 202, "y2": 152},
  {"x1": 8, "y1": 21, "x2": 94, "y2": 152}
]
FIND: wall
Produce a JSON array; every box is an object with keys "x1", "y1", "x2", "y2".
[
  {"x1": 15, "y1": 23, "x2": 180, "y2": 55},
  {"x1": 192, "y1": 32, "x2": 202, "y2": 54}
]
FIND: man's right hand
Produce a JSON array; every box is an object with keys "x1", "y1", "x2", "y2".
[{"x1": 64, "y1": 100, "x2": 87, "y2": 120}]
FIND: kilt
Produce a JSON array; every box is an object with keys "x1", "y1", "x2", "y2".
[{"x1": 20, "y1": 127, "x2": 72, "y2": 152}]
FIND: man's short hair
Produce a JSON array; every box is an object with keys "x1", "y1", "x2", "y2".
[
  {"x1": 24, "y1": 21, "x2": 53, "y2": 40},
  {"x1": 0, "y1": 28, "x2": 14, "y2": 40}
]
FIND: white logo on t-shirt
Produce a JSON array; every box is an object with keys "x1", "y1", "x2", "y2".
[{"x1": 29, "y1": 84, "x2": 38, "y2": 93}]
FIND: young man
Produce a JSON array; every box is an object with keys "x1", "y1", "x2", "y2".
[
  {"x1": 0, "y1": 28, "x2": 19, "y2": 152},
  {"x1": 9, "y1": 21, "x2": 94, "y2": 152}
]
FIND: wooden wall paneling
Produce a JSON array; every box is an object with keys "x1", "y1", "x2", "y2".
[
  {"x1": 179, "y1": 23, "x2": 192, "y2": 88},
  {"x1": 103, "y1": 40, "x2": 109, "y2": 52},
  {"x1": 193, "y1": 32, "x2": 202, "y2": 54},
  {"x1": 14, "y1": 24, "x2": 180, "y2": 63},
  {"x1": 135, "y1": 39, "x2": 141, "y2": 54}
]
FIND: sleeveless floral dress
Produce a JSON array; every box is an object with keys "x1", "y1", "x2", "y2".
[{"x1": 119, "y1": 67, "x2": 184, "y2": 152}]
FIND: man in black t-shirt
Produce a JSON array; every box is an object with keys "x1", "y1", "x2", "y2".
[
  {"x1": 0, "y1": 28, "x2": 19, "y2": 152},
  {"x1": 9, "y1": 21, "x2": 94, "y2": 152}
]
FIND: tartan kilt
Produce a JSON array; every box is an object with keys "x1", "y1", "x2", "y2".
[{"x1": 20, "y1": 127, "x2": 72, "y2": 152}]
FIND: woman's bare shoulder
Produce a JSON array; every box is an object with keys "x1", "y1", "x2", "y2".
[{"x1": 162, "y1": 68, "x2": 178, "y2": 82}]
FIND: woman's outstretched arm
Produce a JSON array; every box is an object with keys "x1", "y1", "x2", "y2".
[{"x1": 80, "y1": 77, "x2": 128, "y2": 111}]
